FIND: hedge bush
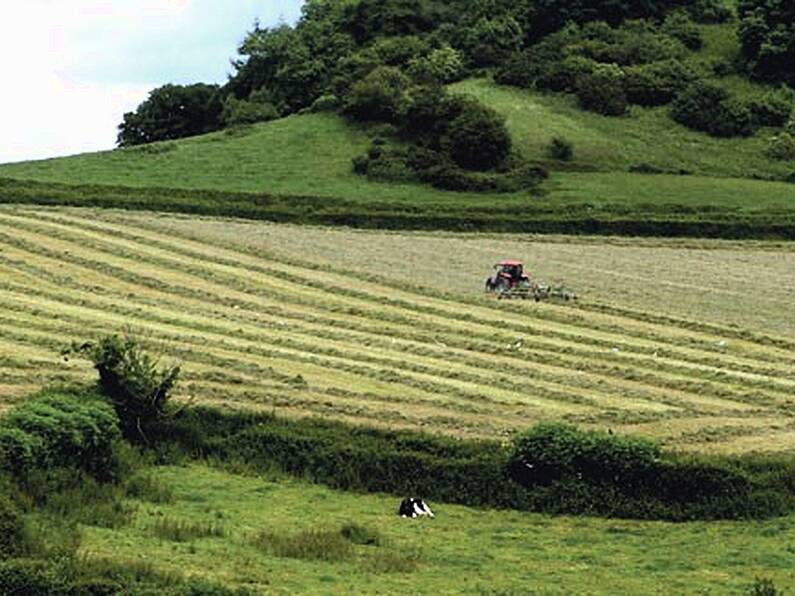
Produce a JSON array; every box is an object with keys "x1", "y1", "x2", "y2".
[
  {"x1": 0, "y1": 389, "x2": 121, "y2": 480},
  {"x1": 624, "y1": 59, "x2": 696, "y2": 106},
  {"x1": 147, "y1": 407, "x2": 795, "y2": 521}
]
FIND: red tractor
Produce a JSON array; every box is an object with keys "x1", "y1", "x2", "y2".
[{"x1": 485, "y1": 260, "x2": 535, "y2": 298}]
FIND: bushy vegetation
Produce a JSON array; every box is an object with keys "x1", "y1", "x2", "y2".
[
  {"x1": 66, "y1": 334, "x2": 181, "y2": 442},
  {"x1": 144, "y1": 406, "x2": 795, "y2": 522},
  {"x1": 117, "y1": 84, "x2": 223, "y2": 147},
  {"x1": 0, "y1": 388, "x2": 121, "y2": 480},
  {"x1": 738, "y1": 0, "x2": 795, "y2": 87}
]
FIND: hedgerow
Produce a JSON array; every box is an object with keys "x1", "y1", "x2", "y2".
[{"x1": 147, "y1": 407, "x2": 795, "y2": 521}]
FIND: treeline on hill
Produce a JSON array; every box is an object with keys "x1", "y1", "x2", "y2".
[{"x1": 117, "y1": 0, "x2": 795, "y2": 182}]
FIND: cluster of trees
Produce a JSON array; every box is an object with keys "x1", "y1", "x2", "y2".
[
  {"x1": 118, "y1": 0, "x2": 794, "y2": 159},
  {"x1": 738, "y1": 0, "x2": 795, "y2": 87}
]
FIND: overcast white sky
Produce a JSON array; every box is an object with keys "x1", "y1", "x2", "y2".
[{"x1": 0, "y1": 1, "x2": 303, "y2": 164}]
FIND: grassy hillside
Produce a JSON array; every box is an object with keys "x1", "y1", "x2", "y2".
[
  {"x1": 2, "y1": 206, "x2": 794, "y2": 454},
  {"x1": 79, "y1": 463, "x2": 794, "y2": 593},
  {"x1": 453, "y1": 78, "x2": 792, "y2": 180}
]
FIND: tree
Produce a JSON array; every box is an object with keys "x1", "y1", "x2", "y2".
[{"x1": 117, "y1": 84, "x2": 223, "y2": 147}]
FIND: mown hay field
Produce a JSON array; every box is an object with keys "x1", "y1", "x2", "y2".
[{"x1": 1, "y1": 206, "x2": 794, "y2": 453}]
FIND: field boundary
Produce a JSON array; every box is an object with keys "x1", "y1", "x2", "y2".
[{"x1": 1, "y1": 177, "x2": 794, "y2": 239}]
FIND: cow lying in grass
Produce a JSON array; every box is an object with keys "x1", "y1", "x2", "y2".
[{"x1": 399, "y1": 497, "x2": 434, "y2": 518}]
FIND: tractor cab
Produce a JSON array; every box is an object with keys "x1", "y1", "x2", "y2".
[
  {"x1": 495, "y1": 260, "x2": 526, "y2": 282},
  {"x1": 485, "y1": 259, "x2": 533, "y2": 295}
]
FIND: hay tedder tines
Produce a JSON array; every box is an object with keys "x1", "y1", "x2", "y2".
[{"x1": 484, "y1": 260, "x2": 576, "y2": 301}]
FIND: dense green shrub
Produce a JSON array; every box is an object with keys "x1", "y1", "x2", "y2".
[
  {"x1": 662, "y1": 11, "x2": 703, "y2": 50},
  {"x1": 1, "y1": 390, "x2": 121, "y2": 480},
  {"x1": 0, "y1": 559, "x2": 67, "y2": 595},
  {"x1": 765, "y1": 133, "x2": 795, "y2": 161},
  {"x1": 538, "y1": 56, "x2": 598, "y2": 92},
  {"x1": 67, "y1": 335, "x2": 180, "y2": 442},
  {"x1": 441, "y1": 100, "x2": 512, "y2": 170},
  {"x1": 407, "y1": 45, "x2": 465, "y2": 84},
  {"x1": 624, "y1": 59, "x2": 697, "y2": 106},
  {"x1": 220, "y1": 97, "x2": 279, "y2": 126},
  {"x1": 686, "y1": 0, "x2": 733, "y2": 23},
  {"x1": 548, "y1": 137, "x2": 574, "y2": 161},
  {"x1": 510, "y1": 423, "x2": 661, "y2": 485},
  {"x1": 575, "y1": 64, "x2": 628, "y2": 116},
  {"x1": 671, "y1": 82, "x2": 754, "y2": 137},
  {"x1": 748, "y1": 91, "x2": 793, "y2": 127},
  {"x1": 309, "y1": 94, "x2": 341, "y2": 113},
  {"x1": 457, "y1": 16, "x2": 524, "y2": 67},
  {"x1": 342, "y1": 66, "x2": 412, "y2": 123}
]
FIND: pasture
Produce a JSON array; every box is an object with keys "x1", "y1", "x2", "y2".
[
  {"x1": 80, "y1": 464, "x2": 795, "y2": 593},
  {"x1": 0, "y1": 206, "x2": 793, "y2": 454}
]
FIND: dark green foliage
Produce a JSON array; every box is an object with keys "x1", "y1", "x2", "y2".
[
  {"x1": 442, "y1": 100, "x2": 512, "y2": 170},
  {"x1": 749, "y1": 577, "x2": 782, "y2": 596},
  {"x1": 147, "y1": 407, "x2": 795, "y2": 521},
  {"x1": 220, "y1": 97, "x2": 279, "y2": 127},
  {"x1": 671, "y1": 82, "x2": 755, "y2": 137},
  {"x1": 575, "y1": 65, "x2": 628, "y2": 116},
  {"x1": 738, "y1": 0, "x2": 795, "y2": 87},
  {"x1": 340, "y1": 0, "x2": 443, "y2": 44},
  {"x1": 624, "y1": 60, "x2": 697, "y2": 106},
  {"x1": 407, "y1": 45, "x2": 465, "y2": 84},
  {"x1": 548, "y1": 137, "x2": 574, "y2": 161},
  {"x1": 662, "y1": 11, "x2": 703, "y2": 50},
  {"x1": 0, "y1": 390, "x2": 121, "y2": 480},
  {"x1": 0, "y1": 559, "x2": 68, "y2": 595},
  {"x1": 0, "y1": 496, "x2": 27, "y2": 559},
  {"x1": 457, "y1": 16, "x2": 524, "y2": 67},
  {"x1": 511, "y1": 423, "x2": 661, "y2": 485},
  {"x1": 67, "y1": 334, "x2": 180, "y2": 442},
  {"x1": 765, "y1": 133, "x2": 795, "y2": 160},
  {"x1": 748, "y1": 91, "x2": 793, "y2": 127},
  {"x1": 2, "y1": 176, "x2": 794, "y2": 240},
  {"x1": 117, "y1": 84, "x2": 223, "y2": 147},
  {"x1": 686, "y1": 0, "x2": 733, "y2": 23},
  {"x1": 342, "y1": 66, "x2": 412, "y2": 123}
]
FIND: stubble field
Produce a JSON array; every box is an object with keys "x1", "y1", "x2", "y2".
[{"x1": 1, "y1": 206, "x2": 794, "y2": 453}]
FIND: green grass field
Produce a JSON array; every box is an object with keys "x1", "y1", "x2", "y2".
[
  {"x1": 1, "y1": 77, "x2": 793, "y2": 239},
  {"x1": 1, "y1": 206, "x2": 793, "y2": 454},
  {"x1": 77, "y1": 463, "x2": 795, "y2": 593}
]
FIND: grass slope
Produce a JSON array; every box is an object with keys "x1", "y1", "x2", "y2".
[
  {"x1": 81, "y1": 463, "x2": 795, "y2": 594},
  {"x1": 1, "y1": 77, "x2": 794, "y2": 238},
  {"x1": 1, "y1": 206, "x2": 794, "y2": 453}
]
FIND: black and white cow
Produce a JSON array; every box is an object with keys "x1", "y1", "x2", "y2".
[{"x1": 398, "y1": 497, "x2": 434, "y2": 518}]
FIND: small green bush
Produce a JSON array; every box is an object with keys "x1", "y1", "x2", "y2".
[
  {"x1": 0, "y1": 559, "x2": 67, "y2": 595},
  {"x1": 548, "y1": 137, "x2": 574, "y2": 161},
  {"x1": 765, "y1": 133, "x2": 795, "y2": 161}
]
